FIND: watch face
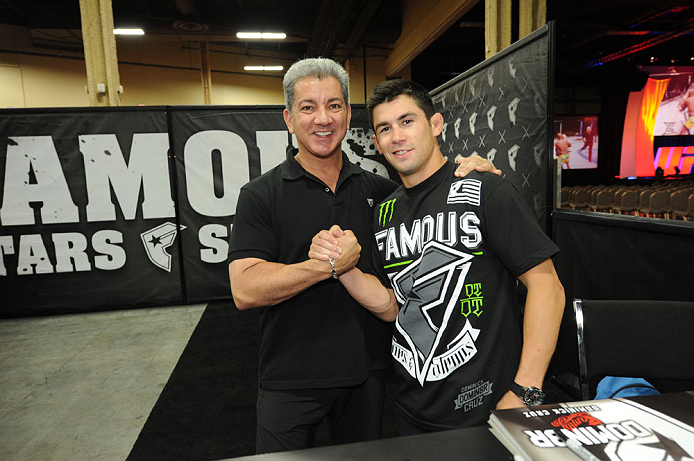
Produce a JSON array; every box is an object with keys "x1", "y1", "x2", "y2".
[{"x1": 524, "y1": 388, "x2": 545, "y2": 406}]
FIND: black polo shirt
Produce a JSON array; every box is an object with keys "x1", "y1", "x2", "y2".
[{"x1": 228, "y1": 148, "x2": 398, "y2": 390}]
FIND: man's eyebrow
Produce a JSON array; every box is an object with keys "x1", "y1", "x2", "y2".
[
  {"x1": 374, "y1": 111, "x2": 418, "y2": 130},
  {"x1": 374, "y1": 120, "x2": 390, "y2": 130},
  {"x1": 296, "y1": 97, "x2": 315, "y2": 106},
  {"x1": 296, "y1": 97, "x2": 345, "y2": 107}
]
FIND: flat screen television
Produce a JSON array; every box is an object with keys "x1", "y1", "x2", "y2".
[
  {"x1": 642, "y1": 66, "x2": 694, "y2": 136},
  {"x1": 553, "y1": 115, "x2": 598, "y2": 170}
]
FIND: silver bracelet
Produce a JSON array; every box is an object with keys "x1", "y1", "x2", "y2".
[{"x1": 328, "y1": 258, "x2": 338, "y2": 280}]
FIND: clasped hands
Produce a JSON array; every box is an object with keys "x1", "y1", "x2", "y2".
[{"x1": 309, "y1": 225, "x2": 359, "y2": 278}]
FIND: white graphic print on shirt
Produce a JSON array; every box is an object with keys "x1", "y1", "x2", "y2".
[{"x1": 382, "y1": 178, "x2": 488, "y2": 387}]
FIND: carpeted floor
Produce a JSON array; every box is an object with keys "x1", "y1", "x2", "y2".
[
  {"x1": 127, "y1": 301, "x2": 261, "y2": 460},
  {"x1": 127, "y1": 300, "x2": 572, "y2": 460}
]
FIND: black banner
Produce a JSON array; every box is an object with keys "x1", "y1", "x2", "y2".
[
  {"x1": 430, "y1": 25, "x2": 554, "y2": 232},
  {"x1": 0, "y1": 107, "x2": 180, "y2": 315},
  {"x1": 0, "y1": 105, "x2": 396, "y2": 315}
]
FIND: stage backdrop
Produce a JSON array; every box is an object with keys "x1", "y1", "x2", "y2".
[
  {"x1": 0, "y1": 105, "x2": 395, "y2": 315},
  {"x1": 430, "y1": 24, "x2": 554, "y2": 233}
]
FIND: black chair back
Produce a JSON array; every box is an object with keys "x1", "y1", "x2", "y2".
[{"x1": 574, "y1": 299, "x2": 694, "y2": 400}]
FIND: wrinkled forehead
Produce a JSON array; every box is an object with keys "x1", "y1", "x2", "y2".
[{"x1": 293, "y1": 76, "x2": 344, "y2": 102}]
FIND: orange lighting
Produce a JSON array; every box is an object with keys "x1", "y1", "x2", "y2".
[
  {"x1": 654, "y1": 146, "x2": 694, "y2": 175},
  {"x1": 640, "y1": 78, "x2": 669, "y2": 142}
]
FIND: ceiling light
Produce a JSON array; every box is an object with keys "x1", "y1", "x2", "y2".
[
  {"x1": 244, "y1": 66, "x2": 284, "y2": 71},
  {"x1": 236, "y1": 32, "x2": 286, "y2": 40},
  {"x1": 113, "y1": 28, "x2": 145, "y2": 35},
  {"x1": 260, "y1": 33, "x2": 286, "y2": 39}
]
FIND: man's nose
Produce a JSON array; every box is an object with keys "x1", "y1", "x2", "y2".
[
  {"x1": 315, "y1": 106, "x2": 331, "y2": 124},
  {"x1": 391, "y1": 125, "x2": 405, "y2": 142}
]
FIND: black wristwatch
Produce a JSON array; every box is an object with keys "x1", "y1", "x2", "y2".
[{"x1": 510, "y1": 382, "x2": 546, "y2": 406}]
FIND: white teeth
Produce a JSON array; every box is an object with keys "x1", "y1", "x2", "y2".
[{"x1": 315, "y1": 131, "x2": 333, "y2": 136}]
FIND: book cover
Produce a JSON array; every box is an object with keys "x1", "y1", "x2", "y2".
[{"x1": 488, "y1": 391, "x2": 694, "y2": 460}]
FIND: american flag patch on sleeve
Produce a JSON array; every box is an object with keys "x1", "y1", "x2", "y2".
[{"x1": 447, "y1": 179, "x2": 482, "y2": 206}]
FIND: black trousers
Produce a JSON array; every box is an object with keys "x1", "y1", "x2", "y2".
[{"x1": 255, "y1": 369, "x2": 386, "y2": 454}]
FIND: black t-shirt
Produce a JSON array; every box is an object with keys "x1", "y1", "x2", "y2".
[
  {"x1": 372, "y1": 161, "x2": 559, "y2": 430},
  {"x1": 228, "y1": 149, "x2": 397, "y2": 389}
]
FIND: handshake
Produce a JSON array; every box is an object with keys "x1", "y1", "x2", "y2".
[{"x1": 309, "y1": 224, "x2": 361, "y2": 278}]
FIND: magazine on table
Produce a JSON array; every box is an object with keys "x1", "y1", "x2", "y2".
[{"x1": 488, "y1": 391, "x2": 694, "y2": 461}]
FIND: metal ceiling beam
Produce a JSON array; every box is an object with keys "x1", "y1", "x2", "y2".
[
  {"x1": 562, "y1": 5, "x2": 690, "y2": 53},
  {"x1": 306, "y1": 0, "x2": 337, "y2": 57},
  {"x1": 385, "y1": 0, "x2": 479, "y2": 77},
  {"x1": 586, "y1": 16, "x2": 694, "y2": 67},
  {"x1": 320, "y1": 0, "x2": 358, "y2": 57},
  {"x1": 338, "y1": 0, "x2": 382, "y2": 64}
]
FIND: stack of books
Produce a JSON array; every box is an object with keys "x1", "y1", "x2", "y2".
[{"x1": 488, "y1": 391, "x2": 694, "y2": 460}]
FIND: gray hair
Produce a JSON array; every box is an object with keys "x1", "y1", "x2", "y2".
[{"x1": 283, "y1": 58, "x2": 349, "y2": 112}]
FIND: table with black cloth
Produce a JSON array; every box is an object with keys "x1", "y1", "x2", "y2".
[{"x1": 226, "y1": 426, "x2": 512, "y2": 461}]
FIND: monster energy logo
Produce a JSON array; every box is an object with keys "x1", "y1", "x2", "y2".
[{"x1": 378, "y1": 198, "x2": 396, "y2": 227}]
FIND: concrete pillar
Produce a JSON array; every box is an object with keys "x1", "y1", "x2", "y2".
[
  {"x1": 78, "y1": 0, "x2": 121, "y2": 106},
  {"x1": 519, "y1": 0, "x2": 546, "y2": 39},
  {"x1": 485, "y1": 0, "x2": 512, "y2": 59}
]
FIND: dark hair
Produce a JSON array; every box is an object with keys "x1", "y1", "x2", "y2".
[{"x1": 367, "y1": 79, "x2": 435, "y2": 129}]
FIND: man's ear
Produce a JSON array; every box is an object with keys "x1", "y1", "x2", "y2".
[
  {"x1": 372, "y1": 134, "x2": 383, "y2": 155},
  {"x1": 283, "y1": 108, "x2": 295, "y2": 134},
  {"x1": 430, "y1": 112, "x2": 444, "y2": 137},
  {"x1": 346, "y1": 104, "x2": 352, "y2": 130}
]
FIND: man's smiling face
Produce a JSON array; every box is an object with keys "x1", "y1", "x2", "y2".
[
  {"x1": 372, "y1": 94, "x2": 444, "y2": 187},
  {"x1": 283, "y1": 76, "x2": 351, "y2": 160}
]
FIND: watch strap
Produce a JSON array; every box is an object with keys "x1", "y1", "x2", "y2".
[
  {"x1": 510, "y1": 382, "x2": 545, "y2": 406},
  {"x1": 510, "y1": 381, "x2": 525, "y2": 398}
]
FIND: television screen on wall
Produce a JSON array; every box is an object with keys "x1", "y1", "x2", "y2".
[
  {"x1": 553, "y1": 115, "x2": 598, "y2": 170},
  {"x1": 643, "y1": 66, "x2": 694, "y2": 136}
]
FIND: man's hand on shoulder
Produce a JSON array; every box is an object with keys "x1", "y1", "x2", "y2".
[{"x1": 454, "y1": 154, "x2": 502, "y2": 177}]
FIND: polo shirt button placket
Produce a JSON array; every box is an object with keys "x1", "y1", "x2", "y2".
[{"x1": 325, "y1": 187, "x2": 330, "y2": 193}]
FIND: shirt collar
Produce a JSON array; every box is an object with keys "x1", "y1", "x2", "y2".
[{"x1": 280, "y1": 146, "x2": 363, "y2": 181}]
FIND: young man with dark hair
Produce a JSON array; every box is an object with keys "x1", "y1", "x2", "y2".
[{"x1": 310, "y1": 79, "x2": 565, "y2": 434}]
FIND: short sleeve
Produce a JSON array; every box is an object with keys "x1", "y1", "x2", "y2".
[
  {"x1": 228, "y1": 186, "x2": 277, "y2": 263},
  {"x1": 483, "y1": 180, "x2": 559, "y2": 278}
]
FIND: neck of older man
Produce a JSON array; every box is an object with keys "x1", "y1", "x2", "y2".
[{"x1": 295, "y1": 148, "x2": 344, "y2": 192}]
